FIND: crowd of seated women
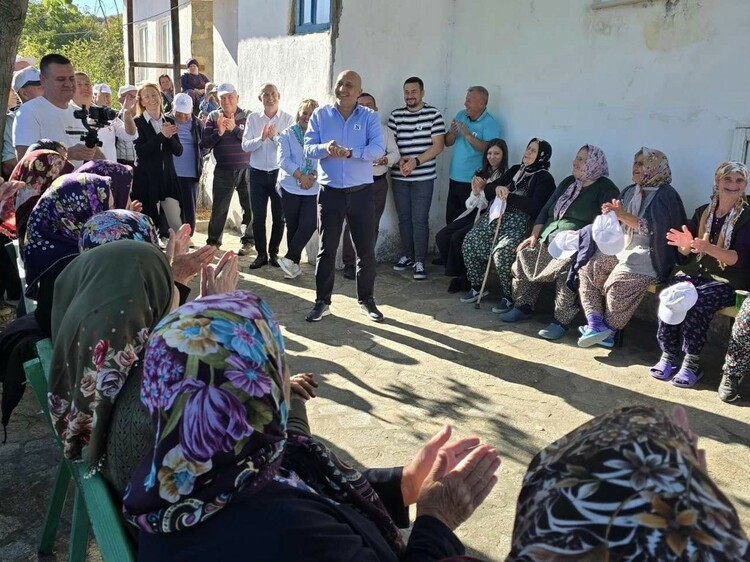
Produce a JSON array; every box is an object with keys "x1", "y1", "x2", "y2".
[
  {"x1": 437, "y1": 138, "x2": 749, "y2": 402},
  {"x1": 0, "y1": 129, "x2": 749, "y2": 559}
]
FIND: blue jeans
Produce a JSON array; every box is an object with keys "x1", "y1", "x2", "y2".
[{"x1": 392, "y1": 178, "x2": 434, "y2": 263}]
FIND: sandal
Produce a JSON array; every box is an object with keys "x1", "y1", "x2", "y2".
[
  {"x1": 671, "y1": 368, "x2": 703, "y2": 389},
  {"x1": 650, "y1": 360, "x2": 676, "y2": 381}
]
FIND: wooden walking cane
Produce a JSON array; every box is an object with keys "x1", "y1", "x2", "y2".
[{"x1": 475, "y1": 212, "x2": 504, "y2": 309}]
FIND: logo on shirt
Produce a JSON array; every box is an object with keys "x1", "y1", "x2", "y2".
[
  {"x1": 472, "y1": 132, "x2": 478, "y2": 138},
  {"x1": 416, "y1": 124, "x2": 423, "y2": 131},
  {"x1": 353, "y1": 124, "x2": 361, "y2": 131},
  {"x1": 239, "y1": 124, "x2": 245, "y2": 130}
]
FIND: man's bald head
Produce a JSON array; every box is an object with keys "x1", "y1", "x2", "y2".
[{"x1": 334, "y1": 70, "x2": 363, "y2": 111}]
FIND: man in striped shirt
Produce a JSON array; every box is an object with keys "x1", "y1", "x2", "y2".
[{"x1": 388, "y1": 77, "x2": 445, "y2": 280}]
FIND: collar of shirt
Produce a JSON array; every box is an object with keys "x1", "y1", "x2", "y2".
[{"x1": 143, "y1": 110, "x2": 163, "y2": 134}]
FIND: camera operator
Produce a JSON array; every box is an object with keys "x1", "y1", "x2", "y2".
[
  {"x1": 13, "y1": 54, "x2": 99, "y2": 167},
  {"x1": 73, "y1": 74, "x2": 137, "y2": 162}
]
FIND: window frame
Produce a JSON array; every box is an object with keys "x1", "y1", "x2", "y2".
[
  {"x1": 294, "y1": 0, "x2": 331, "y2": 34},
  {"x1": 730, "y1": 127, "x2": 750, "y2": 165}
]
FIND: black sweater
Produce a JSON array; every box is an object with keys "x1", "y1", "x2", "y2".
[{"x1": 502, "y1": 164, "x2": 557, "y2": 219}]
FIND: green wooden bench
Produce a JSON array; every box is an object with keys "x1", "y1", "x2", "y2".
[{"x1": 23, "y1": 339, "x2": 136, "y2": 562}]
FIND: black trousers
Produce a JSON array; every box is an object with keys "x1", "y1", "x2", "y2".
[
  {"x1": 207, "y1": 167, "x2": 253, "y2": 245},
  {"x1": 446, "y1": 179, "x2": 472, "y2": 224},
  {"x1": 435, "y1": 213, "x2": 475, "y2": 277},
  {"x1": 315, "y1": 185, "x2": 376, "y2": 304},
  {"x1": 342, "y1": 173, "x2": 388, "y2": 266},
  {"x1": 250, "y1": 167, "x2": 284, "y2": 257},
  {"x1": 177, "y1": 176, "x2": 199, "y2": 234},
  {"x1": 281, "y1": 190, "x2": 318, "y2": 264}
]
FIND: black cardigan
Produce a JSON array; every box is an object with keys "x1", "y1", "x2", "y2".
[
  {"x1": 503, "y1": 164, "x2": 557, "y2": 219},
  {"x1": 132, "y1": 115, "x2": 183, "y2": 218},
  {"x1": 137, "y1": 468, "x2": 464, "y2": 562}
]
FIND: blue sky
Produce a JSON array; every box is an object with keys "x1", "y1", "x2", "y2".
[{"x1": 73, "y1": 0, "x2": 121, "y2": 17}]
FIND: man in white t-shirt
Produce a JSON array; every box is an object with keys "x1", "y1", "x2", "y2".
[
  {"x1": 13, "y1": 53, "x2": 98, "y2": 167},
  {"x1": 72, "y1": 72, "x2": 137, "y2": 162}
]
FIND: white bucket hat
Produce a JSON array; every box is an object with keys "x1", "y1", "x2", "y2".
[
  {"x1": 658, "y1": 281, "x2": 698, "y2": 325},
  {"x1": 592, "y1": 211, "x2": 625, "y2": 255},
  {"x1": 548, "y1": 230, "x2": 579, "y2": 260}
]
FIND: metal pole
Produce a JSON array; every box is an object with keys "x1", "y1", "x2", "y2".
[
  {"x1": 170, "y1": 0, "x2": 181, "y2": 92},
  {"x1": 126, "y1": 0, "x2": 135, "y2": 84}
]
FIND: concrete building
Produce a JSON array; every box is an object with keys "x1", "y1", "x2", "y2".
[{"x1": 132, "y1": 0, "x2": 750, "y2": 259}]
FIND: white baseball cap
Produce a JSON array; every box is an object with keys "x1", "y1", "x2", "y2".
[
  {"x1": 592, "y1": 211, "x2": 625, "y2": 256},
  {"x1": 548, "y1": 230, "x2": 579, "y2": 260},
  {"x1": 173, "y1": 92, "x2": 193, "y2": 114},
  {"x1": 118, "y1": 84, "x2": 138, "y2": 97},
  {"x1": 658, "y1": 281, "x2": 698, "y2": 325},
  {"x1": 12, "y1": 67, "x2": 41, "y2": 92},
  {"x1": 93, "y1": 83, "x2": 112, "y2": 95},
  {"x1": 216, "y1": 83, "x2": 237, "y2": 97}
]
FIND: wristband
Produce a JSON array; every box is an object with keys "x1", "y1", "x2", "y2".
[{"x1": 415, "y1": 157, "x2": 421, "y2": 167}]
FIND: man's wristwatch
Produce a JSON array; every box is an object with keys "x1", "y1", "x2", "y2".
[
  {"x1": 347, "y1": 149, "x2": 353, "y2": 158},
  {"x1": 414, "y1": 157, "x2": 421, "y2": 167}
]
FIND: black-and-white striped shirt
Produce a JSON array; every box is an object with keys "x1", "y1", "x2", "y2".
[{"x1": 388, "y1": 104, "x2": 445, "y2": 181}]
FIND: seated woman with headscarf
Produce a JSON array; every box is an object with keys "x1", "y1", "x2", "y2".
[
  {"x1": 123, "y1": 292, "x2": 501, "y2": 561},
  {"x1": 718, "y1": 295, "x2": 750, "y2": 403},
  {"x1": 651, "y1": 161, "x2": 750, "y2": 389},
  {"x1": 436, "y1": 138, "x2": 509, "y2": 293},
  {"x1": 500, "y1": 145, "x2": 619, "y2": 340},
  {"x1": 77, "y1": 159, "x2": 141, "y2": 212},
  {"x1": 577, "y1": 148, "x2": 686, "y2": 348},
  {"x1": 180, "y1": 58, "x2": 210, "y2": 111},
  {"x1": 458, "y1": 138, "x2": 555, "y2": 308},
  {"x1": 505, "y1": 405, "x2": 748, "y2": 561}
]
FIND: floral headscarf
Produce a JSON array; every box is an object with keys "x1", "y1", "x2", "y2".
[
  {"x1": 506, "y1": 406, "x2": 748, "y2": 562},
  {"x1": 553, "y1": 144, "x2": 609, "y2": 220},
  {"x1": 77, "y1": 160, "x2": 134, "y2": 209},
  {"x1": 79, "y1": 209, "x2": 159, "y2": 251},
  {"x1": 124, "y1": 292, "x2": 405, "y2": 553},
  {"x1": 0, "y1": 150, "x2": 74, "y2": 239},
  {"x1": 49, "y1": 240, "x2": 174, "y2": 469},
  {"x1": 22, "y1": 172, "x2": 111, "y2": 292}
]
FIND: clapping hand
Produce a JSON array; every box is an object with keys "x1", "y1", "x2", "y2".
[
  {"x1": 326, "y1": 140, "x2": 350, "y2": 158},
  {"x1": 165, "y1": 224, "x2": 192, "y2": 261},
  {"x1": 666, "y1": 225, "x2": 695, "y2": 251},
  {"x1": 413, "y1": 426, "x2": 501, "y2": 531},
  {"x1": 290, "y1": 373, "x2": 318, "y2": 401},
  {"x1": 690, "y1": 233, "x2": 711, "y2": 254},
  {"x1": 123, "y1": 95, "x2": 137, "y2": 117},
  {"x1": 450, "y1": 120, "x2": 459, "y2": 135},
  {"x1": 126, "y1": 199, "x2": 143, "y2": 213},
  {"x1": 601, "y1": 198, "x2": 623, "y2": 217},
  {"x1": 171, "y1": 245, "x2": 217, "y2": 286},
  {"x1": 471, "y1": 175, "x2": 486, "y2": 195},
  {"x1": 217, "y1": 115, "x2": 227, "y2": 135},
  {"x1": 161, "y1": 122, "x2": 178, "y2": 138},
  {"x1": 225, "y1": 114, "x2": 236, "y2": 133},
  {"x1": 200, "y1": 250, "x2": 240, "y2": 296}
]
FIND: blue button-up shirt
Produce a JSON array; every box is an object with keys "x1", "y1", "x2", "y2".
[{"x1": 304, "y1": 103, "x2": 384, "y2": 188}]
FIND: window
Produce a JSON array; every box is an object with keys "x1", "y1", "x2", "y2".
[
  {"x1": 730, "y1": 127, "x2": 750, "y2": 165},
  {"x1": 295, "y1": 0, "x2": 331, "y2": 33},
  {"x1": 591, "y1": 0, "x2": 660, "y2": 9},
  {"x1": 158, "y1": 19, "x2": 172, "y2": 64},
  {"x1": 136, "y1": 24, "x2": 149, "y2": 82}
]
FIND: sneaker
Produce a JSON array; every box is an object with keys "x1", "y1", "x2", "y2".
[
  {"x1": 305, "y1": 300, "x2": 330, "y2": 322},
  {"x1": 491, "y1": 297, "x2": 514, "y2": 314},
  {"x1": 460, "y1": 288, "x2": 489, "y2": 303},
  {"x1": 577, "y1": 326, "x2": 614, "y2": 348},
  {"x1": 343, "y1": 264, "x2": 356, "y2": 280},
  {"x1": 238, "y1": 242, "x2": 254, "y2": 257},
  {"x1": 539, "y1": 322, "x2": 568, "y2": 340},
  {"x1": 718, "y1": 373, "x2": 742, "y2": 403},
  {"x1": 393, "y1": 256, "x2": 414, "y2": 271},
  {"x1": 499, "y1": 307, "x2": 532, "y2": 323},
  {"x1": 359, "y1": 297, "x2": 384, "y2": 322},
  {"x1": 278, "y1": 257, "x2": 302, "y2": 279},
  {"x1": 413, "y1": 262, "x2": 427, "y2": 280}
]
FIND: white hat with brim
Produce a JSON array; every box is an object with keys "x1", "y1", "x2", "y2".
[
  {"x1": 173, "y1": 92, "x2": 194, "y2": 114},
  {"x1": 12, "y1": 67, "x2": 41, "y2": 92},
  {"x1": 548, "y1": 230, "x2": 579, "y2": 260},
  {"x1": 118, "y1": 85, "x2": 138, "y2": 97},
  {"x1": 15, "y1": 55, "x2": 37, "y2": 67},
  {"x1": 93, "y1": 83, "x2": 112, "y2": 95},
  {"x1": 216, "y1": 83, "x2": 237, "y2": 97},
  {"x1": 658, "y1": 281, "x2": 698, "y2": 325},
  {"x1": 592, "y1": 211, "x2": 626, "y2": 255}
]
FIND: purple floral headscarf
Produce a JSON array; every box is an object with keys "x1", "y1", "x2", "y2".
[
  {"x1": 23, "y1": 172, "x2": 112, "y2": 292},
  {"x1": 123, "y1": 291, "x2": 290, "y2": 534},
  {"x1": 48, "y1": 241, "x2": 174, "y2": 467},
  {"x1": 79, "y1": 209, "x2": 159, "y2": 251},
  {"x1": 506, "y1": 406, "x2": 748, "y2": 561},
  {"x1": 553, "y1": 144, "x2": 609, "y2": 220},
  {"x1": 77, "y1": 160, "x2": 134, "y2": 209}
]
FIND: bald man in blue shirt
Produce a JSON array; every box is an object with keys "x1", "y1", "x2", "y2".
[{"x1": 304, "y1": 70, "x2": 385, "y2": 322}]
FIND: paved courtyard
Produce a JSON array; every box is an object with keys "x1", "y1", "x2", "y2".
[{"x1": 1, "y1": 223, "x2": 749, "y2": 561}]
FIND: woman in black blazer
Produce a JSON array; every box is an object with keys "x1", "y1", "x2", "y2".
[{"x1": 133, "y1": 83, "x2": 183, "y2": 238}]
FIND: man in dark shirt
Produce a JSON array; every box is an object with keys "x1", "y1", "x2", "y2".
[{"x1": 201, "y1": 83, "x2": 254, "y2": 253}]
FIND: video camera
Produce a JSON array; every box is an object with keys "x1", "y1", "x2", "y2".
[{"x1": 73, "y1": 105, "x2": 118, "y2": 148}]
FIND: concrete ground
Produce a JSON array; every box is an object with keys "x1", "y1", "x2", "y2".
[{"x1": 1, "y1": 222, "x2": 749, "y2": 561}]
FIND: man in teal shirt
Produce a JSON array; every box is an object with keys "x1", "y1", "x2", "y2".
[{"x1": 444, "y1": 85, "x2": 501, "y2": 224}]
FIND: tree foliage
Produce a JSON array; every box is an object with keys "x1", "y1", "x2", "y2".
[{"x1": 18, "y1": 0, "x2": 125, "y2": 106}]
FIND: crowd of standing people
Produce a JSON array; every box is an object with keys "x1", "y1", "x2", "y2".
[{"x1": 0, "y1": 50, "x2": 749, "y2": 561}]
